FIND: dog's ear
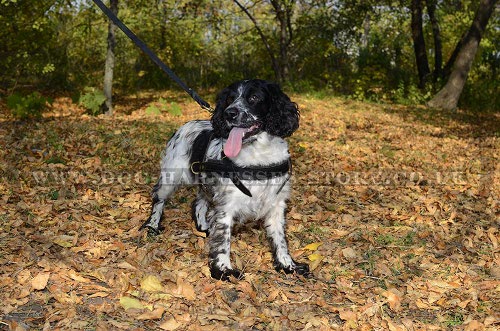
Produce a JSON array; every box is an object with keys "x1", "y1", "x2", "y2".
[
  {"x1": 211, "y1": 87, "x2": 231, "y2": 138},
  {"x1": 264, "y1": 83, "x2": 299, "y2": 138}
]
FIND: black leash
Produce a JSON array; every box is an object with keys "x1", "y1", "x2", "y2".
[{"x1": 91, "y1": 0, "x2": 213, "y2": 112}]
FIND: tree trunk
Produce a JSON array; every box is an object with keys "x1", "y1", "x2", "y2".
[
  {"x1": 411, "y1": 0, "x2": 431, "y2": 89},
  {"x1": 426, "y1": 0, "x2": 443, "y2": 82},
  {"x1": 361, "y1": 13, "x2": 370, "y2": 49},
  {"x1": 270, "y1": 0, "x2": 294, "y2": 83},
  {"x1": 442, "y1": 32, "x2": 466, "y2": 78},
  {"x1": 428, "y1": 0, "x2": 497, "y2": 110},
  {"x1": 158, "y1": 0, "x2": 167, "y2": 51},
  {"x1": 103, "y1": 0, "x2": 118, "y2": 116}
]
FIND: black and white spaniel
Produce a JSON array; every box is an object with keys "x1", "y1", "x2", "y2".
[{"x1": 141, "y1": 79, "x2": 309, "y2": 280}]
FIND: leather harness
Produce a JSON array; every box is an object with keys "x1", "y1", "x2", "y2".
[{"x1": 189, "y1": 130, "x2": 291, "y2": 197}]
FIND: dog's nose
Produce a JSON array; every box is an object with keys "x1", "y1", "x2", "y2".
[{"x1": 224, "y1": 107, "x2": 240, "y2": 121}]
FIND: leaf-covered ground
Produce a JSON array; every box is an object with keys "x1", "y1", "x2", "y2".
[{"x1": 0, "y1": 93, "x2": 498, "y2": 330}]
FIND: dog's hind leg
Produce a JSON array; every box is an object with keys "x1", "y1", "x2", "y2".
[{"x1": 191, "y1": 191, "x2": 210, "y2": 234}]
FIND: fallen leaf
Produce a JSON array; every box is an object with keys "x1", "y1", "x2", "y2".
[
  {"x1": 303, "y1": 242, "x2": 323, "y2": 251},
  {"x1": 31, "y1": 272, "x2": 50, "y2": 290},
  {"x1": 119, "y1": 296, "x2": 144, "y2": 310},
  {"x1": 487, "y1": 228, "x2": 498, "y2": 248},
  {"x1": 342, "y1": 247, "x2": 358, "y2": 260},
  {"x1": 53, "y1": 235, "x2": 75, "y2": 248},
  {"x1": 16, "y1": 270, "x2": 31, "y2": 285},
  {"x1": 67, "y1": 270, "x2": 91, "y2": 283},
  {"x1": 137, "y1": 307, "x2": 165, "y2": 320},
  {"x1": 415, "y1": 298, "x2": 430, "y2": 309},
  {"x1": 385, "y1": 318, "x2": 405, "y2": 331},
  {"x1": 339, "y1": 309, "x2": 357, "y2": 328},
  {"x1": 140, "y1": 275, "x2": 163, "y2": 293},
  {"x1": 382, "y1": 289, "x2": 402, "y2": 312},
  {"x1": 159, "y1": 318, "x2": 181, "y2": 330},
  {"x1": 88, "y1": 291, "x2": 110, "y2": 298},
  {"x1": 206, "y1": 314, "x2": 231, "y2": 321},
  {"x1": 309, "y1": 253, "x2": 324, "y2": 271},
  {"x1": 308, "y1": 253, "x2": 323, "y2": 261},
  {"x1": 175, "y1": 279, "x2": 196, "y2": 301},
  {"x1": 464, "y1": 320, "x2": 484, "y2": 331},
  {"x1": 116, "y1": 261, "x2": 137, "y2": 270},
  {"x1": 6, "y1": 320, "x2": 28, "y2": 331}
]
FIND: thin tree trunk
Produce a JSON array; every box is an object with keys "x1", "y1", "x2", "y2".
[
  {"x1": 361, "y1": 13, "x2": 370, "y2": 49},
  {"x1": 411, "y1": 0, "x2": 431, "y2": 89},
  {"x1": 270, "y1": 0, "x2": 294, "y2": 83},
  {"x1": 103, "y1": 0, "x2": 118, "y2": 116},
  {"x1": 428, "y1": 0, "x2": 497, "y2": 110},
  {"x1": 158, "y1": 0, "x2": 167, "y2": 50},
  {"x1": 426, "y1": 0, "x2": 442, "y2": 82}
]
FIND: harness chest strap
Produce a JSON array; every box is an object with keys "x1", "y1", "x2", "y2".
[{"x1": 189, "y1": 130, "x2": 292, "y2": 197}]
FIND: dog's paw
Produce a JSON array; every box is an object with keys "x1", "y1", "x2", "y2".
[
  {"x1": 293, "y1": 262, "x2": 311, "y2": 277},
  {"x1": 210, "y1": 267, "x2": 244, "y2": 281},
  {"x1": 139, "y1": 222, "x2": 164, "y2": 237},
  {"x1": 275, "y1": 261, "x2": 311, "y2": 277}
]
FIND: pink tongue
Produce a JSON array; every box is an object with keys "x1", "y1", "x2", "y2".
[{"x1": 224, "y1": 127, "x2": 248, "y2": 158}]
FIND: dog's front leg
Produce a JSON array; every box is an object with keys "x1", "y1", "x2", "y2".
[
  {"x1": 191, "y1": 191, "x2": 210, "y2": 234},
  {"x1": 207, "y1": 212, "x2": 242, "y2": 281},
  {"x1": 265, "y1": 202, "x2": 310, "y2": 276}
]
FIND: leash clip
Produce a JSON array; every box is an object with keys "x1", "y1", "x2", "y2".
[{"x1": 201, "y1": 105, "x2": 215, "y2": 113}]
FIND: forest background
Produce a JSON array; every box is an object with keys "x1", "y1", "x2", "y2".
[{"x1": 0, "y1": 0, "x2": 498, "y2": 113}]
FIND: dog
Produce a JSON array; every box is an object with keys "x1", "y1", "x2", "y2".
[{"x1": 141, "y1": 79, "x2": 309, "y2": 280}]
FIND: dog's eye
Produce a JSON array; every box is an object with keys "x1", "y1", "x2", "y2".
[{"x1": 248, "y1": 95, "x2": 260, "y2": 103}]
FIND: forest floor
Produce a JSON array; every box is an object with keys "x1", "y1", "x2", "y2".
[{"x1": 0, "y1": 91, "x2": 498, "y2": 330}]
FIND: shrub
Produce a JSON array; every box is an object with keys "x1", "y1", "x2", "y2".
[
  {"x1": 145, "y1": 98, "x2": 182, "y2": 116},
  {"x1": 78, "y1": 87, "x2": 106, "y2": 115},
  {"x1": 6, "y1": 92, "x2": 52, "y2": 119},
  {"x1": 391, "y1": 82, "x2": 432, "y2": 105},
  {"x1": 166, "y1": 101, "x2": 182, "y2": 116}
]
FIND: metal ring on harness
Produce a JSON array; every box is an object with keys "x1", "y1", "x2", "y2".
[{"x1": 190, "y1": 161, "x2": 202, "y2": 175}]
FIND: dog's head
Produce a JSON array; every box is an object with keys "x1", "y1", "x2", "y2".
[{"x1": 211, "y1": 79, "x2": 299, "y2": 157}]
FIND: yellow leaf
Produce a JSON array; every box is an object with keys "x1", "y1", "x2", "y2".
[
  {"x1": 303, "y1": 242, "x2": 323, "y2": 251},
  {"x1": 309, "y1": 254, "x2": 324, "y2": 271},
  {"x1": 298, "y1": 142, "x2": 309, "y2": 149},
  {"x1": 119, "y1": 296, "x2": 144, "y2": 310},
  {"x1": 31, "y1": 272, "x2": 50, "y2": 290},
  {"x1": 308, "y1": 253, "x2": 323, "y2": 261},
  {"x1": 140, "y1": 275, "x2": 163, "y2": 293}
]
